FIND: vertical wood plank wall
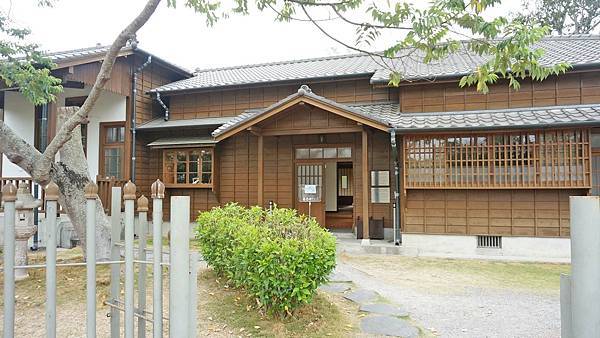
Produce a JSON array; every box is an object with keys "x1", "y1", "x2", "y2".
[
  {"x1": 404, "y1": 189, "x2": 585, "y2": 237},
  {"x1": 167, "y1": 78, "x2": 398, "y2": 120},
  {"x1": 399, "y1": 72, "x2": 600, "y2": 112}
]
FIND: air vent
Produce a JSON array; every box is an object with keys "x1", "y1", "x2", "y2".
[{"x1": 477, "y1": 235, "x2": 502, "y2": 249}]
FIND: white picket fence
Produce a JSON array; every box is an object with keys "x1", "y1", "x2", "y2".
[{"x1": 2, "y1": 179, "x2": 198, "y2": 338}]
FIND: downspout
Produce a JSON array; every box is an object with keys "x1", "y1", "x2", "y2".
[
  {"x1": 390, "y1": 128, "x2": 402, "y2": 245},
  {"x1": 154, "y1": 91, "x2": 169, "y2": 121},
  {"x1": 131, "y1": 55, "x2": 152, "y2": 182}
]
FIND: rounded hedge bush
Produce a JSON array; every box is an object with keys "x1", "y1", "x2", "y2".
[{"x1": 196, "y1": 203, "x2": 337, "y2": 316}]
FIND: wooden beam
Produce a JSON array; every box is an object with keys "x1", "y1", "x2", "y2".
[
  {"x1": 362, "y1": 128, "x2": 369, "y2": 240},
  {"x1": 261, "y1": 126, "x2": 363, "y2": 136},
  {"x1": 257, "y1": 134, "x2": 264, "y2": 207}
]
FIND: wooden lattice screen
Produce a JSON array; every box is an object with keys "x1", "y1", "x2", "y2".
[{"x1": 404, "y1": 129, "x2": 592, "y2": 189}]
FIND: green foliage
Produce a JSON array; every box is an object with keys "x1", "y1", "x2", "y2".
[
  {"x1": 196, "y1": 203, "x2": 337, "y2": 316},
  {"x1": 0, "y1": 11, "x2": 62, "y2": 105}
]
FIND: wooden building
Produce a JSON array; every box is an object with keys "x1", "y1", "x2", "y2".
[
  {"x1": 139, "y1": 35, "x2": 600, "y2": 259},
  {"x1": 3, "y1": 36, "x2": 600, "y2": 259}
]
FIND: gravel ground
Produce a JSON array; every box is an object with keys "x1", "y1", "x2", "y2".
[{"x1": 337, "y1": 254, "x2": 562, "y2": 338}]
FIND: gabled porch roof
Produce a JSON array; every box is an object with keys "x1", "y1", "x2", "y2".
[{"x1": 212, "y1": 85, "x2": 393, "y2": 141}]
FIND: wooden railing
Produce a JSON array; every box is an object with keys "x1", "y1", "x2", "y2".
[
  {"x1": 96, "y1": 176, "x2": 127, "y2": 215},
  {"x1": 0, "y1": 177, "x2": 45, "y2": 210}
]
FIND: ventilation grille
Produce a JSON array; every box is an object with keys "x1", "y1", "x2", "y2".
[{"x1": 477, "y1": 235, "x2": 502, "y2": 249}]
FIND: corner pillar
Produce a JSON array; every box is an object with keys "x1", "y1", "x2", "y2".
[{"x1": 361, "y1": 128, "x2": 370, "y2": 243}]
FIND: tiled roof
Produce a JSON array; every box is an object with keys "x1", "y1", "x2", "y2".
[
  {"x1": 153, "y1": 35, "x2": 600, "y2": 93},
  {"x1": 389, "y1": 105, "x2": 600, "y2": 132},
  {"x1": 211, "y1": 85, "x2": 600, "y2": 138},
  {"x1": 42, "y1": 45, "x2": 191, "y2": 76},
  {"x1": 138, "y1": 116, "x2": 234, "y2": 130},
  {"x1": 147, "y1": 136, "x2": 217, "y2": 148}
]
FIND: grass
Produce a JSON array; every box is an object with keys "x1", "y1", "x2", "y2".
[
  {"x1": 0, "y1": 249, "x2": 111, "y2": 308},
  {"x1": 201, "y1": 270, "x2": 357, "y2": 338},
  {"x1": 341, "y1": 253, "x2": 570, "y2": 293}
]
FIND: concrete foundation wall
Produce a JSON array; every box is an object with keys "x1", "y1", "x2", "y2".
[{"x1": 402, "y1": 233, "x2": 571, "y2": 262}]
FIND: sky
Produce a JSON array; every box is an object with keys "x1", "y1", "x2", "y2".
[{"x1": 2, "y1": 0, "x2": 522, "y2": 71}]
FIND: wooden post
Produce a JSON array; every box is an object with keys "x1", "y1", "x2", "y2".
[
  {"x1": 258, "y1": 134, "x2": 264, "y2": 207},
  {"x1": 123, "y1": 181, "x2": 136, "y2": 338},
  {"x1": 2, "y1": 182, "x2": 17, "y2": 338},
  {"x1": 84, "y1": 182, "x2": 98, "y2": 338},
  {"x1": 45, "y1": 182, "x2": 59, "y2": 338},
  {"x1": 362, "y1": 128, "x2": 370, "y2": 243},
  {"x1": 137, "y1": 195, "x2": 149, "y2": 338},
  {"x1": 109, "y1": 187, "x2": 122, "y2": 338},
  {"x1": 151, "y1": 180, "x2": 165, "y2": 338}
]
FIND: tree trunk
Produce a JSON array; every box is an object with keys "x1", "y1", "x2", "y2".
[{"x1": 52, "y1": 107, "x2": 111, "y2": 259}]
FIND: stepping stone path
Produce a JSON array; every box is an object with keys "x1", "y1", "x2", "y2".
[
  {"x1": 319, "y1": 283, "x2": 351, "y2": 293},
  {"x1": 343, "y1": 289, "x2": 379, "y2": 304},
  {"x1": 328, "y1": 271, "x2": 352, "y2": 283},
  {"x1": 359, "y1": 303, "x2": 409, "y2": 317},
  {"x1": 360, "y1": 315, "x2": 419, "y2": 338},
  {"x1": 322, "y1": 271, "x2": 421, "y2": 337}
]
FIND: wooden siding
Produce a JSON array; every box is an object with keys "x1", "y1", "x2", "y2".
[
  {"x1": 168, "y1": 78, "x2": 398, "y2": 120},
  {"x1": 133, "y1": 55, "x2": 189, "y2": 207},
  {"x1": 399, "y1": 72, "x2": 600, "y2": 112},
  {"x1": 64, "y1": 58, "x2": 132, "y2": 97},
  {"x1": 261, "y1": 104, "x2": 359, "y2": 131},
  {"x1": 404, "y1": 189, "x2": 586, "y2": 237}
]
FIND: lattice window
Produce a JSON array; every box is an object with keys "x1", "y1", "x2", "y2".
[
  {"x1": 163, "y1": 148, "x2": 213, "y2": 188},
  {"x1": 404, "y1": 129, "x2": 591, "y2": 189}
]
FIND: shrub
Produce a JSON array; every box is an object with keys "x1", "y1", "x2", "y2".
[{"x1": 196, "y1": 203, "x2": 337, "y2": 316}]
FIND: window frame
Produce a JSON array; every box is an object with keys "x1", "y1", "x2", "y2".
[
  {"x1": 99, "y1": 121, "x2": 126, "y2": 179},
  {"x1": 162, "y1": 147, "x2": 215, "y2": 188}
]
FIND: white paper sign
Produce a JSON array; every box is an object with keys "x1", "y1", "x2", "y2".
[{"x1": 304, "y1": 184, "x2": 317, "y2": 194}]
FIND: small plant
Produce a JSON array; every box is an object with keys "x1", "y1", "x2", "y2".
[{"x1": 196, "y1": 203, "x2": 337, "y2": 316}]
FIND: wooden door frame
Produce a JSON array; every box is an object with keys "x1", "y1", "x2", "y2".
[{"x1": 292, "y1": 143, "x2": 356, "y2": 227}]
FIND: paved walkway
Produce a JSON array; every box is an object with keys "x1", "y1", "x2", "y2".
[{"x1": 320, "y1": 268, "x2": 422, "y2": 337}]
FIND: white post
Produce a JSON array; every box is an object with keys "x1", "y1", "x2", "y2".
[
  {"x1": 109, "y1": 187, "x2": 122, "y2": 338},
  {"x1": 169, "y1": 196, "x2": 190, "y2": 338},
  {"x1": 45, "y1": 182, "x2": 60, "y2": 338},
  {"x1": 137, "y1": 195, "x2": 149, "y2": 338},
  {"x1": 561, "y1": 274, "x2": 572, "y2": 338},
  {"x1": 151, "y1": 179, "x2": 165, "y2": 338},
  {"x1": 123, "y1": 181, "x2": 137, "y2": 338},
  {"x1": 2, "y1": 183, "x2": 17, "y2": 338},
  {"x1": 189, "y1": 251, "x2": 199, "y2": 338},
  {"x1": 85, "y1": 182, "x2": 98, "y2": 338},
  {"x1": 569, "y1": 196, "x2": 600, "y2": 338}
]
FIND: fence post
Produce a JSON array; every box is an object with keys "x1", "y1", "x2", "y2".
[
  {"x1": 189, "y1": 251, "x2": 199, "y2": 338},
  {"x1": 123, "y1": 181, "x2": 137, "y2": 338},
  {"x1": 45, "y1": 182, "x2": 59, "y2": 338},
  {"x1": 569, "y1": 196, "x2": 600, "y2": 338},
  {"x1": 137, "y1": 195, "x2": 149, "y2": 338},
  {"x1": 2, "y1": 182, "x2": 17, "y2": 338},
  {"x1": 151, "y1": 179, "x2": 165, "y2": 338},
  {"x1": 169, "y1": 196, "x2": 190, "y2": 338},
  {"x1": 85, "y1": 182, "x2": 98, "y2": 338},
  {"x1": 109, "y1": 186, "x2": 122, "y2": 338}
]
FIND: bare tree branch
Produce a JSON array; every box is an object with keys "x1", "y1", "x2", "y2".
[{"x1": 37, "y1": 0, "x2": 163, "y2": 181}]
